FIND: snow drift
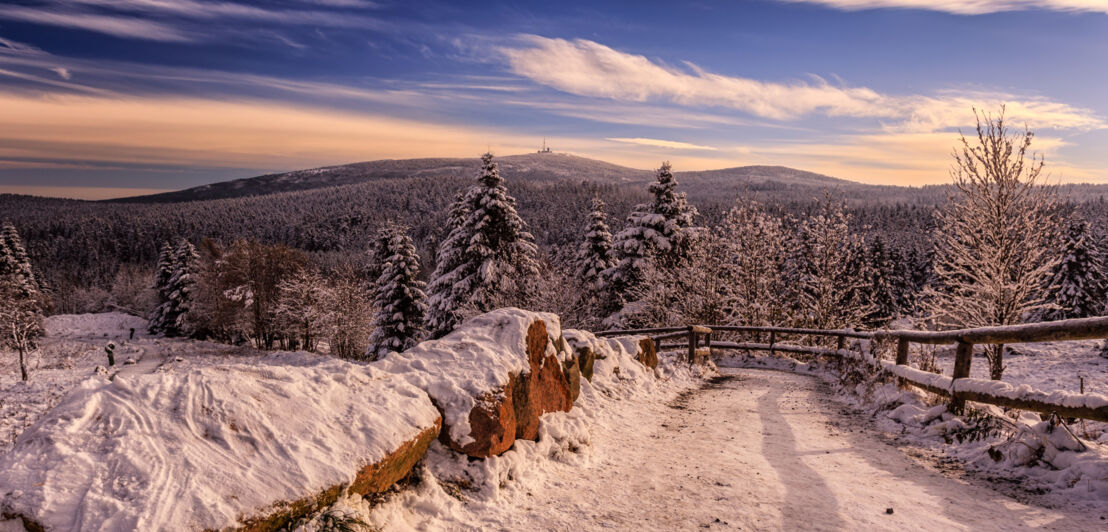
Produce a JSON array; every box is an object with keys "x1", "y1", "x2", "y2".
[{"x1": 0, "y1": 354, "x2": 441, "y2": 531}]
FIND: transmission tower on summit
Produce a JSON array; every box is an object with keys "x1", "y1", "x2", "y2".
[{"x1": 538, "y1": 138, "x2": 552, "y2": 154}]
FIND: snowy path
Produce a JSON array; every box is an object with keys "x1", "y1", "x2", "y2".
[{"x1": 496, "y1": 368, "x2": 1105, "y2": 531}]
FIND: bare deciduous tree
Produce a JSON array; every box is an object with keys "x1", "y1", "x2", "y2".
[
  {"x1": 0, "y1": 277, "x2": 44, "y2": 381},
  {"x1": 924, "y1": 107, "x2": 1060, "y2": 380}
]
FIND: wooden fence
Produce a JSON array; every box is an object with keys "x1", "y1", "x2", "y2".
[{"x1": 597, "y1": 317, "x2": 1108, "y2": 423}]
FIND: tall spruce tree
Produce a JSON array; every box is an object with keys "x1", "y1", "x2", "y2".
[
  {"x1": 367, "y1": 223, "x2": 427, "y2": 358},
  {"x1": 148, "y1": 241, "x2": 175, "y2": 334},
  {"x1": 861, "y1": 236, "x2": 900, "y2": 327},
  {"x1": 153, "y1": 239, "x2": 200, "y2": 337},
  {"x1": 424, "y1": 153, "x2": 538, "y2": 338},
  {"x1": 575, "y1": 196, "x2": 615, "y2": 290},
  {"x1": 0, "y1": 222, "x2": 39, "y2": 297},
  {"x1": 603, "y1": 162, "x2": 698, "y2": 303},
  {"x1": 1041, "y1": 219, "x2": 1106, "y2": 320}
]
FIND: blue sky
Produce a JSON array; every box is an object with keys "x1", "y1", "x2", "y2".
[{"x1": 0, "y1": 0, "x2": 1106, "y2": 198}]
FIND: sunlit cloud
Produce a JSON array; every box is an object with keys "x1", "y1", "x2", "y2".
[
  {"x1": 607, "y1": 138, "x2": 719, "y2": 151},
  {"x1": 500, "y1": 36, "x2": 1104, "y2": 133},
  {"x1": 777, "y1": 0, "x2": 1108, "y2": 15},
  {"x1": 61, "y1": 0, "x2": 387, "y2": 28}
]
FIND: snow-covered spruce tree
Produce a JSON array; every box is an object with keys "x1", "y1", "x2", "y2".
[
  {"x1": 367, "y1": 223, "x2": 427, "y2": 358},
  {"x1": 148, "y1": 241, "x2": 175, "y2": 334},
  {"x1": 785, "y1": 197, "x2": 872, "y2": 333},
  {"x1": 860, "y1": 236, "x2": 900, "y2": 328},
  {"x1": 1039, "y1": 219, "x2": 1106, "y2": 321},
  {"x1": 575, "y1": 196, "x2": 615, "y2": 290},
  {"x1": 602, "y1": 162, "x2": 698, "y2": 318},
  {"x1": 717, "y1": 200, "x2": 790, "y2": 327},
  {"x1": 923, "y1": 107, "x2": 1059, "y2": 380},
  {"x1": 424, "y1": 154, "x2": 538, "y2": 338},
  {"x1": 425, "y1": 192, "x2": 471, "y2": 337},
  {"x1": 0, "y1": 222, "x2": 39, "y2": 297},
  {"x1": 159, "y1": 239, "x2": 201, "y2": 337}
]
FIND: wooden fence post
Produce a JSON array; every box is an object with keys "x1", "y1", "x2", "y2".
[
  {"x1": 768, "y1": 330, "x2": 776, "y2": 358},
  {"x1": 895, "y1": 337, "x2": 910, "y2": 388},
  {"x1": 687, "y1": 325, "x2": 696, "y2": 364},
  {"x1": 836, "y1": 335, "x2": 844, "y2": 350},
  {"x1": 951, "y1": 341, "x2": 973, "y2": 413}
]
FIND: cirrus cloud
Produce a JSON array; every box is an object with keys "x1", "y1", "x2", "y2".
[
  {"x1": 500, "y1": 36, "x2": 1104, "y2": 133},
  {"x1": 777, "y1": 1, "x2": 1108, "y2": 15}
]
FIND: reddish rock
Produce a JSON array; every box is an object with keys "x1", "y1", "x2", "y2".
[
  {"x1": 637, "y1": 337, "x2": 658, "y2": 369},
  {"x1": 232, "y1": 419, "x2": 440, "y2": 532},
  {"x1": 444, "y1": 382, "x2": 517, "y2": 457},
  {"x1": 575, "y1": 345, "x2": 596, "y2": 382},
  {"x1": 513, "y1": 321, "x2": 573, "y2": 440}
]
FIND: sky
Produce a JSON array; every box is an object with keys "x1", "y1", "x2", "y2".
[{"x1": 0, "y1": 0, "x2": 1107, "y2": 199}]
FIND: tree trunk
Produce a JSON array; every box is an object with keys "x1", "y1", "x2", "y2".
[
  {"x1": 18, "y1": 346, "x2": 28, "y2": 381},
  {"x1": 989, "y1": 343, "x2": 1004, "y2": 380}
]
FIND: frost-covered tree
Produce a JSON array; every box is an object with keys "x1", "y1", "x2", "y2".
[
  {"x1": 924, "y1": 108, "x2": 1059, "y2": 380},
  {"x1": 425, "y1": 153, "x2": 538, "y2": 338},
  {"x1": 153, "y1": 239, "x2": 201, "y2": 337},
  {"x1": 717, "y1": 200, "x2": 790, "y2": 327},
  {"x1": 148, "y1": 241, "x2": 175, "y2": 334},
  {"x1": 603, "y1": 162, "x2": 698, "y2": 308},
  {"x1": 1039, "y1": 219, "x2": 1106, "y2": 321},
  {"x1": 275, "y1": 268, "x2": 331, "y2": 351},
  {"x1": 327, "y1": 266, "x2": 374, "y2": 360},
  {"x1": 367, "y1": 224, "x2": 427, "y2": 358},
  {"x1": 786, "y1": 198, "x2": 871, "y2": 332},
  {"x1": 861, "y1": 236, "x2": 900, "y2": 327},
  {"x1": 0, "y1": 276, "x2": 43, "y2": 381},
  {"x1": 0, "y1": 223, "x2": 44, "y2": 381},
  {"x1": 575, "y1": 196, "x2": 615, "y2": 289}
]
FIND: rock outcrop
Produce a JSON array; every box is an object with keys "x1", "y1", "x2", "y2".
[{"x1": 377, "y1": 308, "x2": 574, "y2": 458}]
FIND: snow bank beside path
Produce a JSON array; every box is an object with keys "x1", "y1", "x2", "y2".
[{"x1": 0, "y1": 354, "x2": 441, "y2": 531}]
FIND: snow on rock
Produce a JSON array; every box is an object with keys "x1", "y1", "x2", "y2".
[
  {"x1": 0, "y1": 355, "x2": 441, "y2": 531},
  {"x1": 374, "y1": 308, "x2": 573, "y2": 458}
]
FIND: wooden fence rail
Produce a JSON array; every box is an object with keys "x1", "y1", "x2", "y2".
[{"x1": 596, "y1": 319, "x2": 1108, "y2": 424}]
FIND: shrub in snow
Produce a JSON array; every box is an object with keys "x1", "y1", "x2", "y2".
[
  {"x1": 923, "y1": 108, "x2": 1060, "y2": 380},
  {"x1": 367, "y1": 223, "x2": 427, "y2": 359},
  {"x1": 425, "y1": 154, "x2": 539, "y2": 338}
]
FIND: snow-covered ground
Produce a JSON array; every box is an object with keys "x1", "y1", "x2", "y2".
[
  {"x1": 920, "y1": 340, "x2": 1108, "y2": 396},
  {"x1": 0, "y1": 312, "x2": 270, "y2": 455},
  {"x1": 319, "y1": 365, "x2": 1106, "y2": 530},
  {"x1": 3, "y1": 314, "x2": 1107, "y2": 530}
]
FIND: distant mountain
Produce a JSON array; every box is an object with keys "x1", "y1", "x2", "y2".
[
  {"x1": 110, "y1": 153, "x2": 871, "y2": 204},
  {"x1": 111, "y1": 153, "x2": 652, "y2": 203}
]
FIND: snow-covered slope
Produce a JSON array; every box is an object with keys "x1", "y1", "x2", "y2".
[{"x1": 0, "y1": 353, "x2": 440, "y2": 531}]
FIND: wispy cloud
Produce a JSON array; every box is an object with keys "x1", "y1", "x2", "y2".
[
  {"x1": 61, "y1": 0, "x2": 387, "y2": 28},
  {"x1": 607, "y1": 137, "x2": 719, "y2": 151},
  {"x1": 0, "y1": 7, "x2": 192, "y2": 42},
  {"x1": 777, "y1": 1, "x2": 1108, "y2": 15},
  {"x1": 500, "y1": 36, "x2": 1104, "y2": 132}
]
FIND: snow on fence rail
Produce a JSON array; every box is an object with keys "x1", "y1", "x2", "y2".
[{"x1": 596, "y1": 319, "x2": 1108, "y2": 423}]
